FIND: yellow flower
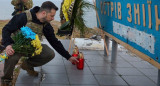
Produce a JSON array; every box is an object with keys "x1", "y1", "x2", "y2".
[
  {"x1": 0, "y1": 54, "x2": 8, "y2": 62},
  {"x1": 32, "y1": 53, "x2": 35, "y2": 56},
  {"x1": 62, "y1": 0, "x2": 74, "y2": 21},
  {"x1": 31, "y1": 35, "x2": 42, "y2": 56}
]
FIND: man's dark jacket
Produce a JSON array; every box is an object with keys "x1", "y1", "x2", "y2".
[{"x1": 2, "y1": 6, "x2": 71, "y2": 60}]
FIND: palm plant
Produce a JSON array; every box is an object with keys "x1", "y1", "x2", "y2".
[
  {"x1": 57, "y1": 0, "x2": 95, "y2": 37},
  {"x1": 72, "y1": 0, "x2": 95, "y2": 37}
]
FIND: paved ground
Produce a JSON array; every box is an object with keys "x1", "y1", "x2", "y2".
[
  {"x1": 0, "y1": 62, "x2": 4, "y2": 84},
  {"x1": 0, "y1": 39, "x2": 159, "y2": 86}
]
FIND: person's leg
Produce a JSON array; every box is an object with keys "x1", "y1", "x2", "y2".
[
  {"x1": 21, "y1": 44, "x2": 55, "y2": 76},
  {"x1": 26, "y1": 44, "x2": 55, "y2": 67},
  {"x1": 1, "y1": 53, "x2": 21, "y2": 85}
]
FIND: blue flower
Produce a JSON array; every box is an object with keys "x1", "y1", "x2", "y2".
[
  {"x1": 0, "y1": 58, "x2": 3, "y2": 62},
  {"x1": 20, "y1": 26, "x2": 36, "y2": 40}
]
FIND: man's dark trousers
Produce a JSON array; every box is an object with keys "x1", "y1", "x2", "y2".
[{"x1": 1, "y1": 44, "x2": 55, "y2": 80}]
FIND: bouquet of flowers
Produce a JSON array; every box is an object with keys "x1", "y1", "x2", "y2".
[{"x1": 0, "y1": 26, "x2": 42, "y2": 62}]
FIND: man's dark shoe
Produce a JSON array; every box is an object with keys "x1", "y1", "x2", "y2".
[
  {"x1": 21, "y1": 61, "x2": 38, "y2": 76},
  {"x1": 1, "y1": 79, "x2": 12, "y2": 86}
]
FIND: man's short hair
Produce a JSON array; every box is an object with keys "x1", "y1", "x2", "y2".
[{"x1": 39, "y1": 1, "x2": 58, "y2": 13}]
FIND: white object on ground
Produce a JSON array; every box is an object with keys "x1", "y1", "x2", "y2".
[
  {"x1": 73, "y1": 38, "x2": 104, "y2": 50},
  {"x1": 73, "y1": 38, "x2": 126, "y2": 51}
]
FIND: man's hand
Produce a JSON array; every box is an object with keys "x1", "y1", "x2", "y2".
[
  {"x1": 69, "y1": 57, "x2": 79, "y2": 65},
  {"x1": 5, "y1": 45, "x2": 15, "y2": 56}
]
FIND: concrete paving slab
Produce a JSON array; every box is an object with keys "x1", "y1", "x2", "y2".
[
  {"x1": 95, "y1": 75, "x2": 128, "y2": 86},
  {"x1": 0, "y1": 63, "x2": 4, "y2": 84},
  {"x1": 66, "y1": 66, "x2": 92, "y2": 75},
  {"x1": 85, "y1": 60, "x2": 110, "y2": 67},
  {"x1": 10, "y1": 39, "x2": 158, "y2": 86},
  {"x1": 138, "y1": 68, "x2": 158, "y2": 76},
  {"x1": 68, "y1": 75, "x2": 98, "y2": 85},
  {"x1": 113, "y1": 68, "x2": 144, "y2": 76},
  {"x1": 122, "y1": 76, "x2": 156, "y2": 86},
  {"x1": 41, "y1": 84, "x2": 70, "y2": 86},
  {"x1": 90, "y1": 66, "x2": 118, "y2": 75},
  {"x1": 84, "y1": 54, "x2": 106, "y2": 61},
  {"x1": 41, "y1": 74, "x2": 69, "y2": 84},
  {"x1": 71, "y1": 85, "x2": 98, "y2": 86},
  {"x1": 129, "y1": 61, "x2": 155, "y2": 68},
  {"x1": 45, "y1": 59, "x2": 64, "y2": 66},
  {"x1": 148, "y1": 76, "x2": 157, "y2": 83},
  {"x1": 111, "y1": 61, "x2": 134, "y2": 68},
  {"x1": 42, "y1": 65, "x2": 66, "y2": 74}
]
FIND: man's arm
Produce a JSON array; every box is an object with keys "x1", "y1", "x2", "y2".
[
  {"x1": 2, "y1": 13, "x2": 27, "y2": 47},
  {"x1": 43, "y1": 24, "x2": 71, "y2": 59},
  {"x1": 43, "y1": 25, "x2": 79, "y2": 63}
]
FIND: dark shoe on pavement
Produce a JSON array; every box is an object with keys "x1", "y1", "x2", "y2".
[
  {"x1": 1, "y1": 79, "x2": 12, "y2": 86},
  {"x1": 21, "y1": 61, "x2": 39, "y2": 77}
]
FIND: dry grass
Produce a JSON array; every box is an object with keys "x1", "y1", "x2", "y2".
[
  {"x1": 0, "y1": 20, "x2": 100, "y2": 39},
  {"x1": 0, "y1": 20, "x2": 9, "y2": 39}
]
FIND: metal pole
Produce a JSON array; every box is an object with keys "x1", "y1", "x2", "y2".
[
  {"x1": 158, "y1": 69, "x2": 160, "y2": 86},
  {"x1": 111, "y1": 40, "x2": 118, "y2": 63},
  {"x1": 104, "y1": 35, "x2": 109, "y2": 56}
]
